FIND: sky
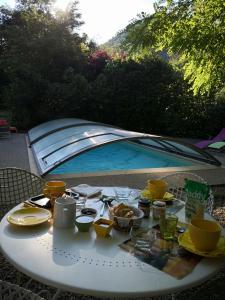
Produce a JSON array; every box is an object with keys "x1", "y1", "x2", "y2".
[{"x1": 0, "y1": 0, "x2": 155, "y2": 44}]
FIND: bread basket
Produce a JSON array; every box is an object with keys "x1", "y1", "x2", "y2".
[{"x1": 108, "y1": 204, "x2": 144, "y2": 231}]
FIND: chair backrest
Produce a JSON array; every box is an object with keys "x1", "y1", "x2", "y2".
[
  {"x1": 0, "y1": 119, "x2": 10, "y2": 138},
  {"x1": 0, "y1": 168, "x2": 44, "y2": 219},
  {"x1": 160, "y1": 172, "x2": 214, "y2": 215},
  {"x1": 0, "y1": 279, "x2": 45, "y2": 300}
]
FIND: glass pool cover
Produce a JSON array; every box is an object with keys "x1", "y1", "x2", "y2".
[
  {"x1": 28, "y1": 118, "x2": 221, "y2": 176},
  {"x1": 50, "y1": 141, "x2": 195, "y2": 174}
]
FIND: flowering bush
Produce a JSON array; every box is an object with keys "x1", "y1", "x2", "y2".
[{"x1": 88, "y1": 50, "x2": 112, "y2": 77}]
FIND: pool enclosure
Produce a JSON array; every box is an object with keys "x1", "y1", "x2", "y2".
[{"x1": 28, "y1": 118, "x2": 221, "y2": 176}]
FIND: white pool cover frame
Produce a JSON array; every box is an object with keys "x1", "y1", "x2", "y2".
[{"x1": 28, "y1": 118, "x2": 221, "y2": 176}]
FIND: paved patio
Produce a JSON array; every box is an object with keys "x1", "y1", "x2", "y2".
[{"x1": 0, "y1": 133, "x2": 30, "y2": 170}]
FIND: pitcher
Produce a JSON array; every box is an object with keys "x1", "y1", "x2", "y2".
[{"x1": 53, "y1": 197, "x2": 76, "y2": 229}]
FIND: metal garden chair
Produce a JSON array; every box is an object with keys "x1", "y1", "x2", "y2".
[
  {"x1": 0, "y1": 119, "x2": 10, "y2": 139},
  {"x1": 160, "y1": 172, "x2": 214, "y2": 215},
  {"x1": 0, "y1": 167, "x2": 44, "y2": 220},
  {"x1": 0, "y1": 168, "x2": 51, "y2": 297}
]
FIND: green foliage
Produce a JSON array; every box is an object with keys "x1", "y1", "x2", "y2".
[
  {"x1": 0, "y1": 0, "x2": 89, "y2": 128},
  {"x1": 1, "y1": 0, "x2": 225, "y2": 139},
  {"x1": 88, "y1": 58, "x2": 196, "y2": 136},
  {"x1": 39, "y1": 71, "x2": 90, "y2": 120},
  {"x1": 123, "y1": 0, "x2": 225, "y2": 96}
]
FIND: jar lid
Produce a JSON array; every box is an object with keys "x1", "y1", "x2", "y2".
[
  {"x1": 153, "y1": 200, "x2": 166, "y2": 207},
  {"x1": 138, "y1": 199, "x2": 150, "y2": 206}
]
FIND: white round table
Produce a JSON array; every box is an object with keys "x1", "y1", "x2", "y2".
[{"x1": 0, "y1": 190, "x2": 224, "y2": 298}]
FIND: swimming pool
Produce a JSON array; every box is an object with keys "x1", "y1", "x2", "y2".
[
  {"x1": 50, "y1": 141, "x2": 194, "y2": 174},
  {"x1": 28, "y1": 118, "x2": 221, "y2": 176}
]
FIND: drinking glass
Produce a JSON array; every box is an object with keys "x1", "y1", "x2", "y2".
[
  {"x1": 160, "y1": 214, "x2": 178, "y2": 241},
  {"x1": 146, "y1": 228, "x2": 160, "y2": 256},
  {"x1": 127, "y1": 189, "x2": 140, "y2": 204},
  {"x1": 114, "y1": 187, "x2": 131, "y2": 203},
  {"x1": 75, "y1": 195, "x2": 87, "y2": 212},
  {"x1": 130, "y1": 226, "x2": 150, "y2": 255},
  {"x1": 130, "y1": 225, "x2": 141, "y2": 243}
]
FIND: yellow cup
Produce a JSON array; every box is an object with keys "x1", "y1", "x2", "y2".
[
  {"x1": 43, "y1": 181, "x2": 66, "y2": 208},
  {"x1": 147, "y1": 179, "x2": 168, "y2": 200},
  {"x1": 189, "y1": 219, "x2": 221, "y2": 251}
]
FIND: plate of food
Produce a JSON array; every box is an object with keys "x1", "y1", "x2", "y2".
[{"x1": 7, "y1": 207, "x2": 52, "y2": 226}]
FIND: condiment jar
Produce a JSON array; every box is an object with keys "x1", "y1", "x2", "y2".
[
  {"x1": 138, "y1": 198, "x2": 150, "y2": 218},
  {"x1": 152, "y1": 200, "x2": 166, "y2": 220}
]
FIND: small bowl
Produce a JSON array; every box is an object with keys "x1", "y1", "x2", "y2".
[
  {"x1": 80, "y1": 207, "x2": 97, "y2": 217},
  {"x1": 75, "y1": 215, "x2": 94, "y2": 232},
  {"x1": 93, "y1": 218, "x2": 114, "y2": 237},
  {"x1": 109, "y1": 205, "x2": 144, "y2": 232},
  {"x1": 189, "y1": 218, "x2": 221, "y2": 251}
]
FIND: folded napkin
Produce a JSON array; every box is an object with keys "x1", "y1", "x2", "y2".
[
  {"x1": 71, "y1": 184, "x2": 102, "y2": 198},
  {"x1": 141, "y1": 189, "x2": 175, "y2": 201},
  {"x1": 163, "y1": 192, "x2": 175, "y2": 201},
  {"x1": 25, "y1": 196, "x2": 51, "y2": 209}
]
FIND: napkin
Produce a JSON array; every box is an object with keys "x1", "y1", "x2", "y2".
[
  {"x1": 163, "y1": 192, "x2": 175, "y2": 201},
  {"x1": 71, "y1": 184, "x2": 102, "y2": 198},
  {"x1": 141, "y1": 189, "x2": 175, "y2": 201}
]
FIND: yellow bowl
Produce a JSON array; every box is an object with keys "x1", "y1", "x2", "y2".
[
  {"x1": 93, "y1": 218, "x2": 114, "y2": 237},
  {"x1": 43, "y1": 181, "x2": 66, "y2": 197},
  {"x1": 189, "y1": 219, "x2": 221, "y2": 252},
  {"x1": 147, "y1": 179, "x2": 168, "y2": 200}
]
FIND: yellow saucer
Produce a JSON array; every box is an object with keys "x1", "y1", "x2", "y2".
[
  {"x1": 7, "y1": 207, "x2": 52, "y2": 226},
  {"x1": 178, "y1": 230, "x2": 225, "y2": 257},
  {"x1": 141, "y1": 189, "x2": 174, "y2": 202}
]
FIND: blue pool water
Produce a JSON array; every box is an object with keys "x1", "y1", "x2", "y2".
[{"x1": 50, "y1": 141, "x2": 194, "y2": 174}]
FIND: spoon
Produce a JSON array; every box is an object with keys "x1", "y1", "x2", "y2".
[{"x1": 99, "y1": 196, "x2": 114, "y2": 217}]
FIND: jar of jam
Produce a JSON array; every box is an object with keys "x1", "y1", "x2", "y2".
[
  {"x1": 152, "y1": 200, "x2": 166, "y2": 220},
  {"x1": 138, "y1": 198, "x2": 150, "y2": 218}
]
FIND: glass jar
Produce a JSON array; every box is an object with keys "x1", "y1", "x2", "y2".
[
  {"x1": 138, "y1": 198, "x2": 150, "y2": 218},
  {"x1": 152, "y1": 200, "x2": 166, "y2": 220}
]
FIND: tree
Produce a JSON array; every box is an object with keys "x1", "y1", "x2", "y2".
[
  {"x1": 89, "y1": 58, "x2": 194, "y2": 135},
  {"x1": 123, "y1": 0, "x2": 225, "y2": 95},
  {"x1": 0, "y1": 0, "x2": 89, "y2": 128}
]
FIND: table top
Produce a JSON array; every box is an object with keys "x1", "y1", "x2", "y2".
[{"x1": 0, "y1": 187, "x2": 225, "y2": 298}]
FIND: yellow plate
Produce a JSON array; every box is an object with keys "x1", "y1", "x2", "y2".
[
  {"x1": 178, "y1": 230, "x2": 225, "y2": 257},
  {"x1": 7, "y1": 207, "x2": 52, "y2": 226},
  {"x1": 141, "y1": 189, "x2": 175, "y2": 202}
]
